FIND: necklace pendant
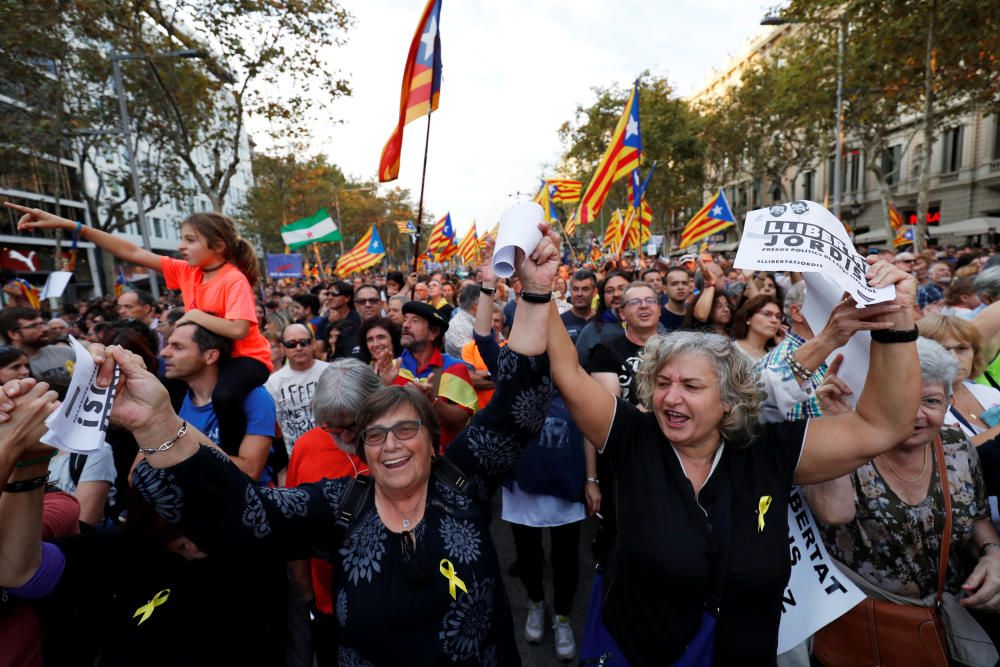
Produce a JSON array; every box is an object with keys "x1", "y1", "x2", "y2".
[{"x1": 401, "y1": 518, "x2": 411, "y2": 529}]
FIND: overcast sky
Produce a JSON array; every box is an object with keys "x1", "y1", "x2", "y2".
[{"x1": 248, "y1": 0, "x2": 775, "y2": 239}]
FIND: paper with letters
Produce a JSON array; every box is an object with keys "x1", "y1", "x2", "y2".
[
  {"x1": 41, "y1": 336, "x2": 120, "y2": 454},
  {"x1": 734, "y1": 200, "x2": 895, "y2": 306},
  {"x1": 492, "y1": 202, "x2": 543, "y2": 278}
]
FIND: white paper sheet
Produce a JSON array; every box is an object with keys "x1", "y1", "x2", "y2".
[
  {"x1": 492, "y1": 202, "x2": 543, "y2": 278},
  {"x1": 734, "y1": 200, "x2": 895, "y2": 306},
  {"x1": 41, "y1": 336, "x2": 120, "y2": 454},
  {"x1": 40, "y1": 271, "x2": 74, "y2": 299}
]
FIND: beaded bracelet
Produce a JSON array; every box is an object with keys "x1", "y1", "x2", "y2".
[
  {"x1": 15, "y1": 450, "x2": 58, "y2": 468},
  {"x1": 4, "y1": 472, "x2": 49, "y2": 493},
  {"x1": 784, "y1": 348, "x2": 814, "y2": 381}
]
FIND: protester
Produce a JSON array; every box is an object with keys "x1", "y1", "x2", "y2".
[
  {"x1": 46, "y1": 318, "x2": 69, "y2": 345},
  {"x1": 808, "y1": 338, "x2": 1000, "y2": 664},
  {"x1": 0, "y1": 346, "x2": 30, "y2": 383},
  {"x1": 731, "y1": 294, "x2": 783, "y2": 361},
  {"x1": 641, "y1": 267, "x2": 665, "y2": 304},
  {"x1": 353, "y1": 284, "x2": 383, "y2": 322},
  {"x1": 941, "y1": 275, "x2": 983, "y2": 319},
  {"x1": 918, "y1": 261, "x2": 952, "y2": 310},
  {"x1": 536, "y1": 241, "x2": 919, "y2": 664},
  {"x1": 325, "y1": 281, "x2": 361, "y2": 358},
  {"x1": 7, "y1": 203, "x2": 272, "y2": 458},
  {"x1": 265, "y1": 323, "x2": 329, "y2": 455},
  {"x1": 919, "y1": 314, "x2": 1000, "y2": 445},
  {"x1": 116, "y1": 289, "x2": 157, "y2": 328},
  {"x1": 386, "y1": 294, "x2": 407, "y2": 326},
  {"x1": 284, "y1": 360, "x2": 381, "y2": 667},
  {"x1": 444, "y1": 284, "x2": 479, "y2": 357},
  {"x1": 560, "y1": 269, "x2": 596, "y2": 344},
  {"x1": 0, "y1": 307, "x2": 74, "y2": 380},
  {"x1": 357, "y1": 316, "x2": 403, "y2": 365},
  {"x1": 685, "y1": 283, "x2": 732, "y2": 335},
  {"x1": 575, "y1": 272, "x2": 628, "y2": 367},
  {"x1": 659, "y1": 267, "x2": 690, "y2": 332}
]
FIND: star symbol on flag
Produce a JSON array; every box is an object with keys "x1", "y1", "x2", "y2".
[
  {"x1": 306, "y1": 231, "x2": 314, "y2": 238},
  {"x1": 420, "y1": 15, "x2": 437, "y2": 62},
  {"x1": 626, "y1": 115, "x2": 638, "y2": 138},
  {"x1": 711, "y1": 205, "x2": 723, "y2": 217}
]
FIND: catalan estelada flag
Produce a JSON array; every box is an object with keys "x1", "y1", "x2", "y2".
[
  {"x1": 579, "y1": 81, "x2": 641, "y2": 225},
  {"x1": 457, "y1": 225, "x2": 479, "y2": 265},
  {"x1": 679, "y1": 189, "x2": 736, "y2": 248},
  {"x1": 548, "y1": 179, "x2": 582, "y2": 204},
  {"x1": 395, "y1": 220, "x2": 417, "y2": 234},
  {"x1": 114, "y1": 266, "x2": 128, "y2": 297},
  {"x1": 893, "y1": 225, "x2": 916, "y2": 247},
  {"x1": 889, "y1": 202, "x2": 904, "y2": 231},
  {"x1": 533, "y1": 180, "x2": 562, "y2": 223},
  {"x1": 336, "y1": 225, "x2": 386, "y2": 275},
  {"x1": 378, "y1": 0, "x2": 443, "y2": 182},
  {"x1": 428, "y1": 213, "x2": 457, "y2": 258},
  {"x1": 602, "y1": 210, "x2": 624, "y2": 250},
  {"x1": 625, "y1": 168, "x2": 653, "y2": 247}
]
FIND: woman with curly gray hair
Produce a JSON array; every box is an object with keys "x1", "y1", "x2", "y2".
[{"x1": 542, "y1": 257, "x2": 921, "y2": 665}]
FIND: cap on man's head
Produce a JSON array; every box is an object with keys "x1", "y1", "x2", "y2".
[
  {"x1": 402, "y1": 301, "x2": 449, "y2": 334},
  {"x1": 895, "y1": 252, "x2": 916, "y2": 261},
  {"x1": 678, "y1": 254, "x2": 697, "y2": 265}
]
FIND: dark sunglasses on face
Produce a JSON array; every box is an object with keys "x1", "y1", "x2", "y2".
[
  {"x1": 281, "y1": 338, "x2": 312, "y2": 349},
  {"x1": 355, "y1": 298, "x2": 380, "y2": 306}
]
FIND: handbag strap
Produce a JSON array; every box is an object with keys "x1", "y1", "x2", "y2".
[{"x1": 932, "y1": 433, "x2": 952, "y2": 608}]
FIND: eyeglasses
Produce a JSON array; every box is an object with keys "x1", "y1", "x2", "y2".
[
  {"x1": 361, "y1": 419, "x2": 423, "y2": 447},
  {"x1": 623, "y1": 297, "x2": 659, "y2": 308},
  {"x1": 322, "y1": 422, "x2": 357, "y2": 436},
  {"x1": 329, "y1": 292, "x2": 343, "y2": 298},
  {"x1": 281, "y1": 338, "x2": 312, "y2": 349},
  {"x1": 355, "y1": 298, "x2": 380, "y2": 306},
  {"x1": 16, "y1": 321, "x2": 45, "y2": 330}
]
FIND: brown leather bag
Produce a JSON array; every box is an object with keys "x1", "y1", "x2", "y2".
[{"x1": 812, "y1": 434, "x2": 952, "y2": 667}]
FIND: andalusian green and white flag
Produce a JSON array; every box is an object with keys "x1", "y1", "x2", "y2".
[{"x1": 280, "y1": 209, "x2": 343, "y2": 249}]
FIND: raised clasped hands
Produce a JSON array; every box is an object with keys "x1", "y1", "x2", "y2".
[{"x1": 0, "y1": 378, "x2": 60, "y2": 462}]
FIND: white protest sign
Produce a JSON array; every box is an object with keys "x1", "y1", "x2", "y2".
[
  {"x1": 777, "y1": 488, "x2": 866, "y2": 654},
  {"x1": 492, "y1": 202, "x2": 543, "y2": 278},
  {"x1": 40, "y1": 271, "x2": 74, "y2": 299},
  {"x1": 734, "y1": 200, "x2": 894, "y2": 306},
  {"x1": 41, "y1": 336, "x2": 120, "y2": 454}
]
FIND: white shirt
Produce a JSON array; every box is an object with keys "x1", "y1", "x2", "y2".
[{"x1": 265, "y1": 360, "x2": 330, "y2": 453}]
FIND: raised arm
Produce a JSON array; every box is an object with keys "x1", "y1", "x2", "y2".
[
  {"x1": 794, "y1": 259, "x2": 920, "y2": 484},
  {"x1": 5, "y1": 202, "x2": 164, "y2": 273}
]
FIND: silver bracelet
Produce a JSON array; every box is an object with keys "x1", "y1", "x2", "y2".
[{"x1": 137, "y1": 421, "x2": 188, "y2": 455}]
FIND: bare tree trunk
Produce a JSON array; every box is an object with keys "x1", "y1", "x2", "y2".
[{"x1": 914, "y1": 0, "x2": 937, "y2": 254}]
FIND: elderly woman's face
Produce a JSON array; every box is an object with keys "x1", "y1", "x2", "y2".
[
  {"x1": 901, "y1": 382, "x2": 949, "y2": 448},
  {"x1": 363, "y1": 402, "x2": 434, "y2": 494},
  {"x1": 938, "y1": 334, "x2": 975, "y2": 381},
  {"x1": 651, "y1": 353, "x2": 727, "y2": 450}
]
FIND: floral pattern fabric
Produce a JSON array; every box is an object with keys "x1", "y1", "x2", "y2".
[
  {"x1": 817, "y1": 427, "x2": 989, "y2": 597},
  {"x1": 133, "y1": 346, "x2": 550, "y2": 666}
]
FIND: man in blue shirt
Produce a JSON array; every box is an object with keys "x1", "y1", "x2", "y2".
[{"x1": 161, "y1": 322, "x2": 276, "y2": 482}]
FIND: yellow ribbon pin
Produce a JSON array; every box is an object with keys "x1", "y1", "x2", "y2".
[
  {"x1": 439, "y1": 559, "x2": 468, "y2": 600},
  {"x1": 133, "y1": 589, "x2": 170, "y2": 625},
  {"x1": 757, "y1": 496, "x2": 773, "y2": 533}
]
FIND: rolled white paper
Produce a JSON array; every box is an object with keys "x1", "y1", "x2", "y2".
[{"x1": 492, "y1": 202, "x2": 544, "y2": 278}]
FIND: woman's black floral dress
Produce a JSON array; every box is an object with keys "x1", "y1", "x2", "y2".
[{"x1": 133, "y1": 347, "x2": 551, "y2": 666}]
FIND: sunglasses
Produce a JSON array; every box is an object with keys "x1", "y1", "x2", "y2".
[
  {"x1": 355, "y1": 298, "x2": 380, "y2": 306},
  {"x1": 361, "y1": 419, "x2": 423, "y2": 447},
  {"x1": 281, "y1": 338, "x2": 312, "y2": 349}
]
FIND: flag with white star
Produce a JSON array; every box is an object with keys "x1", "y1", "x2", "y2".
[
  {"x1": 378, "y1": 0, "x2": 444, "y2": 182},
  {"x1": 679, "y1": 189, "x2": 736, "y2": 248},
  {"x1": 578, "y1": 80, "x2": 642, "y2": 225}
]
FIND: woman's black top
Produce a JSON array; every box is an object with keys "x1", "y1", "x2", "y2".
[
  {"x1": 602, "y1": 398, "x2": 807, "y2": 666},
  {"x1": 132, "y1": 347, "x2": 551, "y2": 666}
]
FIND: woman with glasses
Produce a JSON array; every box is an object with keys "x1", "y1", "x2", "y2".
[
  {"x1": 79, "y1": 226, "x2": 559, "y2": 665},
  {"x1": 731, "y1": 294, "x2": 784, "y2": 361},
  {"x1": 920, "y1": 315, "x2": 1000, "y2": 445}
]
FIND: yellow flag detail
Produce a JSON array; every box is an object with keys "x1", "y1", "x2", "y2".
[
  {"x1": 133, "y1": 589, "x2": 170, "y2": 625},
  {"x1": 440, "y1": 558, "x2": 468, "y2": 600}
]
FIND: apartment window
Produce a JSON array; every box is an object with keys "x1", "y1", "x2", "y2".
[
  {"x1": 993, "y1": 118, "x2": 1000, "y2": 160},
  {"x1": 882, "y1": 145, "x2": 901, "y2": 185},
  {"x1": 801, "y1": 171, "x2": 814, "y2": 200},
  {"x1": 941, "y1": 126, "x2": 964, "y2": 173},
  {"x1": 152, "y1": 217, "x2": 162, "y2": 237}
]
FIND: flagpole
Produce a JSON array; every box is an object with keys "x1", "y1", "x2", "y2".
[{"x1": 413, "y1": 110, "x2": 433, "y2": 274}]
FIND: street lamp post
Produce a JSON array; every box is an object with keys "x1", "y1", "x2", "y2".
[
  {"x1": 761, "y1": 13, "x2": 846, "y2": 219},
  {"x1": 110, "y1": 49, "x2": 201, "y2": 299}
]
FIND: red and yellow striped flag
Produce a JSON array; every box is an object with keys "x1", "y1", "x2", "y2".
[
  {"x1": 579, "y1": 82, "x2": 641, "y2": 224},
  {"x1": 457, "y1": 226, "x2": 479, "y2": 265},
  {"x1": 602, "y1": 210, "x2": 624, "y2": 250},
  {"x1": 377, "y1": 0, "x2": 443, "y2": 182},
  {"x1": 889, "y1": 202, "x2": 904, "y2": 231},
  {"x1": 336, "y1": 225, "x2": 386, "y2": 275}
]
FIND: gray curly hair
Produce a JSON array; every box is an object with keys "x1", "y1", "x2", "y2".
[
  {"x1": 916, "y1": 337, "x2": 959, "y2": 400},
  {"x1": 635, "y1": 331, "x2": 763, "y2": 446}
]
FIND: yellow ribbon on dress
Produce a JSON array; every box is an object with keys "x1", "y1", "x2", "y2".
[
  {"x1": 758, "y1": 496, "x2": 773, "y2": 533},
  {"x1": 133, "y1": 589, "x2": 170, "y2": 625},
  {"x1": 439, "y1": 559, "x2": 468, "y2": 600}
]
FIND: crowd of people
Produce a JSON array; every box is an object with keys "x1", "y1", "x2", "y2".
[{"x1": 2, "y1": 200, "x2": 1000, "y2": 666}]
